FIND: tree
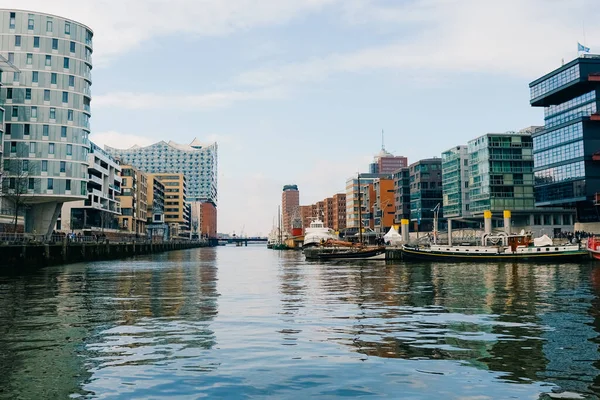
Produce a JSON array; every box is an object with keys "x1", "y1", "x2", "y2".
[{"x1": 1, "y1": 159, "x2": 37, "y2": 233}]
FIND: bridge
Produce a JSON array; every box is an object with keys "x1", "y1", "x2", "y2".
[{"x1": 218, "y1": 237, "x2": 268, "y2": 246}]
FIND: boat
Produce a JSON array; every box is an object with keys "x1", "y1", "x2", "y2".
[
  {"x1": 304, "y1": 243, "x2": 386, "y2": 260},
  {"x1": 587, "y1": 236, "x2": 600, "y2": 260},
  {"x1": 272, "y1": 205, "x2": 291, "y2": 250},
  {"x1": 402, "y1": 232, "x2": 587, "y2": 262},
  {"x1": 303, "y1": 218, "x2": 339, "y2": 248}
]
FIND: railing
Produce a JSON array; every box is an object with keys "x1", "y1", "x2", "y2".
[{"x1": 0, "y1": 232, "x2": 209, "y2": 245}]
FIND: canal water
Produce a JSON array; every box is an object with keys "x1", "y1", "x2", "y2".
[{"x1": 1, "y1": 246, "x2": 599, "y2": 399}]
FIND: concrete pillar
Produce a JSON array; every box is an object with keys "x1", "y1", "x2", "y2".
[
  {"x1": 503, "y1": 210, "x2": 511, "y2": 235},
  {"x1": 448, "y1": 219, "x2": 453, "y2": 246},
  {"x1": 401, "y1": 219, "x2": 409, "y2": 244},
  {"x1": 484, "y1": 210, "x2": 492, "y2": 235},
  {"x1": 25, "y1": 202, "x2": 63, "y2": 240}
]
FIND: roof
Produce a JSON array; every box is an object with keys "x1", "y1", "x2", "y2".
[{"x1": 106, "y1": 138, "x2": 217, "y2": 152}]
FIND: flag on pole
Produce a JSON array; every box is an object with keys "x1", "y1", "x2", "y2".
[{"x1": 578, "y1": 42, "x2": 590, "y2": 53}]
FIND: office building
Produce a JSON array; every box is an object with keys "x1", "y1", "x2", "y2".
[
  {"x1": 409, "y1": 158, "x2": 443, "y2": 232},
  {"x1": 117, "y1": 165, "x2": 148, "y2": 235},
  {"x1": 467, "y1": 128, "x2": 574, "y2": 234},
  {"x1": 369, "y1": 148, "x2": 408, "y2": 174},
  {"x1": 106, "y1": 139, "x2": 217, "y2": 236},
  {"x1": 332, "y1": 193, "x2": 346, "y2": 231},
  {"x1": 346, "y1": 173, "x2": 390, "y2": 228},
  {"x1": 373, "y1": 177, "x2": 395, "y2": 233},
  {"x1": 0, "y1": 10, "x2": 94, "y2": 237},
  {"x1": 281, "y1": 184, "x2": 299, "y2": 235},
  {"x1": 530, "y1": 55, "x2": 600, "y2": 222},
  {"x1": 392, "y1": 167, "x2": 411, "y2": 224},
  {"x1": 441, "y1": 145, "x2": 470, "y2": 218},
  {"x1": 147, "y1": 173, "x2": 189, "y2": 239},
  {"x1": 59, "y1": 142, "x2": 121, "y2": 232},
  {"x1": 0, "y1": 55, "x2": 18, "y2": 228},
  {"x1": 146, "y1": 176, "x2": 168, "y2": 241}
]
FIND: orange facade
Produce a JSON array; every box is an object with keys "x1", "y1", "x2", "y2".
[
  {"x1": 373, "y1": 178, "x2": 396, "y2": 232},
  {"x1": 200, "y1": 202, "x2": 217, "y2": 238}
]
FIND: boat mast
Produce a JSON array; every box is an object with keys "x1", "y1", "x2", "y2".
[
  {"x1": 358, "y1": 174, "x2": 363, "y2": 245},
  {"x1": 278, "y1": 205, "x2": 282, "y2": 244}
]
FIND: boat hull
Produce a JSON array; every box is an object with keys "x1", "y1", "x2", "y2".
[
  {"x1": 402, "y1": 246, "x2": 588, "y2": 263},
  {"x1": 304, "y1": 247, "x2": 386, "y2": 261},
  {"x1": 587, "y1": 237, "x2": 600, "y2": 260}
]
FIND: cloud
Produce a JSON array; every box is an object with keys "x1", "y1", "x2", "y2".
[
  {"x1": 89, "y1": 130, "x2": 156, "y2": 149},
  {"x1": 93, "y1": 87, "x2": 285, "y2": 110},
  {"x1": 235, "y1": 0, "x2": 600, "y2": 88},
  {"x1": 4, "y1": 0, "x2": 339, "y2": 62}
]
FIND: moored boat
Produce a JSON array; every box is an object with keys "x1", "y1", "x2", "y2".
[
  {"x1": 303, "y1": 219, "x2": 339, "y2": 248},
  {"x1": 304, "y1": 244, "x2": 386, "y2": 260},
  {"x1": 587, "y1": 236, "x2": 600, "y2": 260},
  {"x1": 402, "y1": 232, "x2": 587, "y2": 262}
]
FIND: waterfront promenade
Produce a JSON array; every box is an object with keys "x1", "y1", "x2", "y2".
[{"x1": 0, "y1": 233, "x2": 209, "y2": 269}]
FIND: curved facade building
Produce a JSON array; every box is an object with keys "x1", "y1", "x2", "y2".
[{"x1": 0, "y1": 9, "x2": 93, "y2": 235}]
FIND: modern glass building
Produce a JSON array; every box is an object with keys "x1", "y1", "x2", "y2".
[
  {"x1": 0, "y1": 9, "x2": 93, "y2": 236},
  {"x1": 392, "y1": 167, "x2": 410, "y2": 224},
  {"x1": 409, "y1": 158, "x2": 443, "y2": 232},
  {"x1": 441, "y1": 145, "x2": 470, "y2": 218},
  {"x1": 468, "y1": 130, "x2": 536, "y2": 215},
  {"x1": 530, "y1": 55, "x2": 600, "y2": 222}
]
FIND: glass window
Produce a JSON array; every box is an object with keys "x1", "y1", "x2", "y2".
[
  {"x1": 11, "y1": 106, "x2": 17, "y2": 118},
  {"x1": 31, "y1": 106, "x2": 37, "y2": 118},
  {"x1": 61, "y1": 126, "x2": 67, "y2": 137},
  {"x1": 32, "y1": 71, "x2": 38, "y2": 83},
  {"x1": 65, "y1": 179, "x2": 71, "y2": 190},
  {"x1": 28, "y1": 178, "x2": 35, "y2": 190},
  {"x1": 8, "y1": 53, "x2": 14, "y2": 63},
  {"x1": 26, "y1": 53, "x2": 32, "y2": 65},
  {"x1": 530, "y1": 65, "x2": 581, "y2": 100},
  {"x1": 52, "y1": 38, "x2": 58, "y2": 50},
  {"x1": 25, "y1": 88, "x2": 31, "y2": 100},
  {"x1": 60, "y1": 161, "x2": 66, "y2": 173},
  {"x1": 63, "y1": 57, "x2": 69, "y2": 69},
  {"x1": 68, "y1": 75, "x2": 75, "y2": 87},
  {"x1": 22, "y1": 160, "x2": 28, "y2": 171},
  {"x1": 47, "y1": 20, "x2": 53, "y2": 32},
  {"x1": 65, "y1": 22, "x2": 70, "y2": 34},
  {"x1": 49, "y1": 108, "x2": 56, "y2": 119},
  {"x1": 49, "y1": 143, "x2": 55, "y2": 154},
  {"x1": 43, "y1": 125, "x2": 49, "y2": 136},
  {"x1": 33, "y1": 36, "x2": 40, "y2": 48},
  {"x1": 24, "y1": 124, "x2": 30, "y2": 135},
  {"x1": 29, "y1": 142, "x2": 36, "y2": 153},
  {"x1": 9, "y1": 12, "x2": 15, "y2": 29},
  {"x1": 47, "y1": 178, "x2": 53, "y2": 190},
  {"x1": 13, "y1": 72, "x2": 19, "y2": 82},
  {"x1": 45, "y1": 55, "x2": 51, "y2": 66},
  {"x1": 44, "y1": 90, "x2": 50, "y2": 101},
  {"x1": 15, "y1": 35, "x2": 21, "y2": 47},
  {"x1": 68, "y1": 110, "x2": 73, "y2": 121},
  {"x1": 6, "y1": 88, "x2": 12, "y2": 99},
  {"x1": 10, "y1": 141, "x2": 16, "y2": 153},
  {"x1": 66, "y1": 144, "x2": 72, "y2": 155},
  {"x1": 70, "y1": 41, "x2": 75, "y2": 53},
  {"x1": 51, "y1": 73, "x2": 57, "y2": 85},
  {"x1": 28, "y1": 14, "x2": 34, "y2": 30},
  {"x1": 42, "y1": 160, "x2": 48, "y2": 172},
  {"x1": 62, "y1": 92, "x2": 68, "y2": 103}
]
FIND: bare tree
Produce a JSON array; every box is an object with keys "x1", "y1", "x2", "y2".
[{"x1": 1, "y1": 159, "x2": 37, "y2": 233}]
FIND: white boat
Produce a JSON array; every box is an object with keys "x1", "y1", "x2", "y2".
[{"x1": 303, "y1": 219, "x2": 339, "y2": 248}]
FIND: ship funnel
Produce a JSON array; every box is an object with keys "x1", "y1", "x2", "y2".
[
  {"x1": 484, "y1": 210, "x2": 492, "y2": 235},
  {"x1": 401, "y1": 219, "x2": 409, "y2": 244},
  {"x1": 503, "y1": 210, "x2": 511, "y2": 235}
]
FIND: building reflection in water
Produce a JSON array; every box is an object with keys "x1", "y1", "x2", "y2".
[
  {"x1": 277, "y1": 251, "x2": 307, "y2": 345},
  {"x1": 316, "y1": 261, "x2": 600, "y2": 393}
]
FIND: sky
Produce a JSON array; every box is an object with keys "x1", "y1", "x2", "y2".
[{"x1": 3, "y1": 0, "x2": 600, "y2": 236}]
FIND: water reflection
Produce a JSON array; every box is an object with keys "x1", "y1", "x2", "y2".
[{"x1": 1, "y1": 248, "x2": 600, "y2": 398}]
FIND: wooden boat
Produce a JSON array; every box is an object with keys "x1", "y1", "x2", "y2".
[
  {"x1": 304, "y1": 245, "x2": 386, "y2": 260},
  {"x1": 402, "y1": 233, "x2": 587, "y2": 262},
  {"x1": 587, "y1": 236, "x2": 600, "y2": 260}
]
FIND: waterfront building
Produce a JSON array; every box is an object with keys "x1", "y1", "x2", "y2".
[
  {"x1": 369, "y1": 148, "x2": 408, "y2": 174},
  {"x1": 147, "y1": 173, "x2": 190, "y2": 239},
  {"x1": 332, "y1": 193, "x2": 346, "y2": 231},
  {"x1": 467, "y1": 128, "x2": 574, "y2": 235},
  {"x1": 0, "y1": 55, "x2": 18, "y2": 227},
  {"x1": 117, "y1": 165, "x2": 148, "y2": 235},
  {"x1": 441, "y1": 145, "x2": 470, "y2": 218},
  {"x1": 373, "y1": 177, "x2": 395, "y2": 233},
  {"x1": 281, "y1": 184, "x2": 299, "y2": 235},
  {"x1": 59, "y1": 142, "x2": 121, "y2": 232},
  {"x1": 323, "y1": 197, "x2": 334, "y2": 231},
  {"x1": 345, "y1": 173, "x2": 390, "y2": 228},
  {"x1": 392, "y1": 167, "x2": 411, "y2": 224},
  {"x1": 105, "y1": 139, "x2": 218, "y2": 237},
  {"x1": 299, "y1": 193, "x2": 346, "y2": 233},
  {"x1": 409, "y1": 158, "x2": 443, "y2": 232},
  {"x1": 529, "y1": 55, "x2": 600, "y2": 223},
  {"x1": 146, "y1": 176, "x2": 168, "y2": 241},
  {"x1": 0, "y1": 10, "x2": 94, "y2": 237},
  {"x1": 300, "y1": 205, "x2": 313, "y2": 231}
]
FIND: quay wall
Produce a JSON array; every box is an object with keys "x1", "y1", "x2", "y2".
[{"x1": 0, "y1": 241, "x2": 209, "y2": 270}]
